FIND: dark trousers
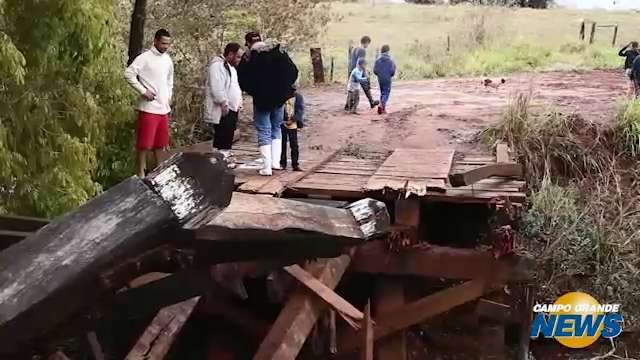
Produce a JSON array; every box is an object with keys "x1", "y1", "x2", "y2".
[
  {"x1": 280, "y1": 126, "x2": 299, "y2": 168},
  {"x1": 213, "y1": 110, "x2": 238, "y2": 150},
  {"x1": 344, "y1": 79, "x2": 376, "y2": 110}
]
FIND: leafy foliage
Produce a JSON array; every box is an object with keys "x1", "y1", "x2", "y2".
[{"x1": 0, "y1": 0, "x2": 133, "y2": 217}]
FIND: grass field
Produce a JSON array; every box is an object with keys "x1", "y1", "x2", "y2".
[{"x1": 294, "y1": 2, "x2": 640, "y2": 82}]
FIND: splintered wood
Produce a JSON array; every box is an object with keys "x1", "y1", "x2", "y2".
[
  {"x1": 365, "y1": 148, "x2": 455, "y2": 196},
  {"x1": 253, "y1": 256, "x2": 353, "y2": 360},
  {"x1": 126, "y1": 297, "x2": 201, "y2": 360}
]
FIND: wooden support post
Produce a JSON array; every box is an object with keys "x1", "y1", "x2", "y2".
[
  {"x1": 310, "y1": 48, "x2": 325, "y2": 84},
  {"x1": 0, "y1": 153, "x2": 234, "y2": 355},
  {"x1": 447, "y1": 35, "x2": 451, "y2": 52},
  {"x1": 361, "y1": 300, "x2": 373, "y2": 360},
  {"x1": 612, "y1": 25, "x2": 618, "y2": 47},
  {"x1": 375, "y1": 280, "x2": 406, "y2": 360},
  {"x1": 253, "y1": 255, "x2": 352, "y2": 360},
  {"x1": 125, "y1": 297, "x2": 201, "y2": 360},
  {"x1": 590, "y1": 22, "x2": 597, "y2": 44},
  {"x1": 330, "y1": 56, "x2": 334, "y2": 82},
  {"x1": 579, "y1": 20, "x2": 585, "y2": 41}
]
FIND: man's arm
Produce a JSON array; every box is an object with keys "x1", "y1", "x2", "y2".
[
  {"x1": 124, "y1": 53, "x2": 148, "y2": 95},
  {"x1": 168, "y1": 61, "x2": 174, "y2": 103},
  {"x1": 209, "y1": 62, "x2": 229, "y2": 106},
  {"x1": 619, "y1": 44, "x2": 629, "y2": 57},
  {"x1": 391, "y1": 60, "x2": 396, "y2": 78},
  {"x1": 373, "y1": 59, "x2": 381, "y2": 76}
]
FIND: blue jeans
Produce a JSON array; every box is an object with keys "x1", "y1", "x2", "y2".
[
  {"x1": 379, "y1": 81, "x2": 391, "y2": 107},
  {"x1": 254, "y1": 105, "x2": 284, "y2": 146}
]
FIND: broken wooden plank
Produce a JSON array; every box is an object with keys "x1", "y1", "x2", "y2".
[
  {"x1": 284, "y1": 264, "x2": 364, "y2": 322},
  {"x1": 340, "y1": 279, "x2": 499, "y2": 354},
  {"x1": 361, "y1": 300, "x2": 373, "y2": 360},
  {"x1": 125, "y1": 297, "x2": 201, "y2": 360},
  {"x1": 0, "y1": 214, "x2": 48, "y2": 232},
  {"x1": 0, "y1": 153, "x2": 234, "y2": 355},
  {"x1": 449, "y1": 163, "x2": 523, "y2": 187},
  {"x1": 253, "y1": 255, "x2": 352, "y2": 360},
  {"x1": 188, "y1": 194, "x2": 389, "y2": 245},
  {"x1": 0, "y1": 230, "x2": 32, "y2": 251}
]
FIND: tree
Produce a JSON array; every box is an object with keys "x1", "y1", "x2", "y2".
[
  {"x1": 128, "y1": 0, "x2": 148, "y2": 65},
  {"x1": 0, "y1": 0, "x2": 134, "y2": 217}
]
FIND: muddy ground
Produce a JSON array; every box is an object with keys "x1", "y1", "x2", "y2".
[{"x1": 290, "y1": 69, "x2": 628, "y2": 157}]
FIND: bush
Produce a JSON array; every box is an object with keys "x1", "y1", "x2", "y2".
[{"x1": 615, "y1": 99, "x2": 640, "y2": 157}]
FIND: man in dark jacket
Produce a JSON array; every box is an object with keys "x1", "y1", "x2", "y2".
[
  {"x1": 619, "y1": 41, "x2": 639, "y2": 98},
  {"x1": 237, "y1": 31, "x2": 299, "y2": 176}
]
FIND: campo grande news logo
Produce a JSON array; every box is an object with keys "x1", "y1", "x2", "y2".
[{"x1": 529, "y1": 292, "x2": 624, "y2": 348}]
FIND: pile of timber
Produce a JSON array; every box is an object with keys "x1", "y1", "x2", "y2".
[{"x1": 0, "y1": 150, "x2": 533, "y2": 360}]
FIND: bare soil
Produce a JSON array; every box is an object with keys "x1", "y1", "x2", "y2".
[{"x1": 295, "y1": 70, "x2": 627, "y2": 156}]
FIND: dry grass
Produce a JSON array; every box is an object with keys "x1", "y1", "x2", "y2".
[{"x1": 486, "y1": 93, "x2": 640, "y2": 329}]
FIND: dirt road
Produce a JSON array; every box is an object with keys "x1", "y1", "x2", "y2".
[{"x1": 296, "y1": 70, "x2": 627, "y2": 155}]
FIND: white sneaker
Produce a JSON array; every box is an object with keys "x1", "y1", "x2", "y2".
[
  {"x1": 259, "y1": 145, "x2": 272, "y2": 176},
  {"x1": 271, "y1": 139, "x2": 282, "y2": 170}
]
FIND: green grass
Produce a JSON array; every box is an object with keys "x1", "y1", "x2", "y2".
[
  {"x1": 294, "y1": 2, "x2": 640, "y2": 82},
  {"x1": 616, "y1": 99, "x2": 640, "y2": 157}
]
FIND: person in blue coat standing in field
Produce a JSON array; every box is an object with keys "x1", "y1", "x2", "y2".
[{"x1": 373, "y1": 44, "x2": 396, "y2": 114}]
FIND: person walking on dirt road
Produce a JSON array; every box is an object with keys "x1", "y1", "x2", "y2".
[
  {"x1": 619, "y1": 41, "x2": 640, "y2": 98},
  {"x1": 374, "y1": 44, "x2": 396, "y2": 114},
  {"x1": 237, "y1": 31, "x2": 299, "y2": 176},
  {"x1": 345, "y1": 36, "x2": 379, "y2": 111},
  {"x1": 203, "y1": 42, "x2": 244, "y2": 163},
  {"x1": 124, "y1": 29, "x2": 174, "y2": 178},
  {"x1": 346, "y1": 58, "x2": 369, "y2": 114}
]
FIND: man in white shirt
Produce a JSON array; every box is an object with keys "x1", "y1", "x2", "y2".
[
  {"x1": 203, "y1": 42, "x2": 243, "y2": 155},
  {"x1": 124, "y1": 29, "x2": 174, "y2": 178}
]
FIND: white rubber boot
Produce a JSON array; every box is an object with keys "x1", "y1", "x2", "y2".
[
  {"x1": 259, "y1": 144, "x2": 272, "y2": 176},
  {"x1": 271, "y1": 138, "x2": 282, "y2": 170}
]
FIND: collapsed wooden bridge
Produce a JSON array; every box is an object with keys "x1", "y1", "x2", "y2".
[{"x1": 0, "y1": 142, "x2": 532, "y2": 360}]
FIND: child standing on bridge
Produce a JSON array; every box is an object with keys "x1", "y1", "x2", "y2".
[
  {"x1": 346, "y1": 58, "x2": 369, "y2": 114},
  {"x1": 374, "y1": 45, "x2": 396, "y2": 114}
]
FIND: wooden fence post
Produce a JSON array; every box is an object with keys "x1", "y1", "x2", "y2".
[
  {"x1": 447, "y1": 35, "x2": 451, "y2": 52},
  {"x1": 579, "y1": 20, "x2": 585, "y2": 41},
  {"x1": 330, "y1": 56, "x2": 334, "y2": 83},
  {"x1": 612, "y1": 25, "x2": 618, "y2": 47},
  {"x1": 310, "y1": 48, "x2": 325, "y2": 84},
  {"x1": 589, "y1": 22, "x2": 597, "y2": 44}
]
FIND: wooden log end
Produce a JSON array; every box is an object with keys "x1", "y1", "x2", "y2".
[
  {"x1": 346, "y1": 198, "x2": 390, "y2": 240},
  {"x1": 146, "y1": 152, "x2": 235, "y2": 222}
]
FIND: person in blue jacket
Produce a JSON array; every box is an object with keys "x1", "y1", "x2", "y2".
[
  {"x1": 632, "y1": 55, "x2": 640, "y2": 98},
  {"x1": 373, "y1": 45, "x2": 396, "y2": 114},
  {"x1": 280, "y1": 86, "x2": 305, "y2": 171}
]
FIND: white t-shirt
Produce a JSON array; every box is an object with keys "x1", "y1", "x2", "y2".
[{"x1": 124, "y1": 47, "x2": 174, "y2": 115}]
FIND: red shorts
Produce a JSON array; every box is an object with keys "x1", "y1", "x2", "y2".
[{"x1": 136, "y1": 111, "x2": 169, "y2": 150}]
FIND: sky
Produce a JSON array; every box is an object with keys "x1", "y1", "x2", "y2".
[{"x1": 555, "y1": 0, "x2": 640, "y2": 10}]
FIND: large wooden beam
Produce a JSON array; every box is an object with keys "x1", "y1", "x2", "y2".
[
  {"x1": 339, "y1": 279, "x2": 498, "y2": 354},
  {"x1": 188, "y1": 194, "x2": 389, "y2": 246},
  {"x1": 449, "y1": 163, "x2": 522, "y2": 187},
  {"x1": 0, "y1": 153, "x2": 234, "y2": 354},
  {"x1": 351, "y1": 241, "x2": 510, "y2": 280},
  {"x1": 0, "y1": 214, "x2": 48, "y2": 232},
  {"x1": 253, "y1": 255, "x2": 353, "y2": 360}
]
